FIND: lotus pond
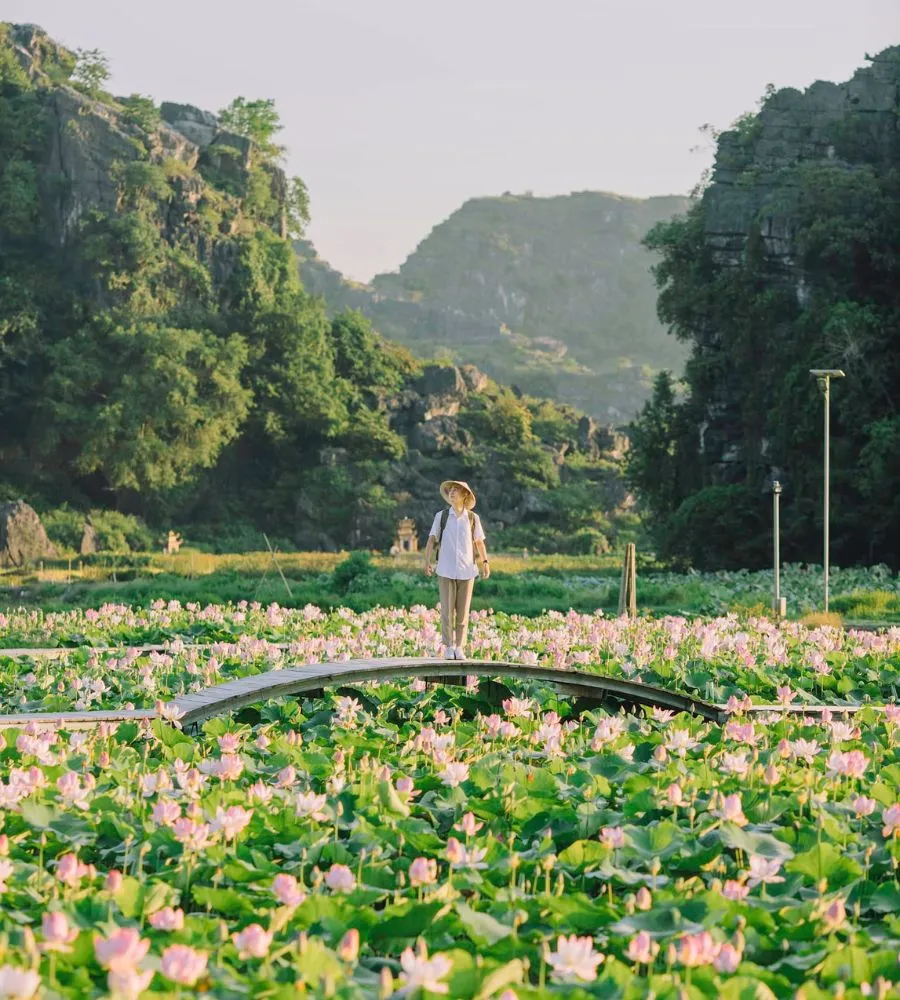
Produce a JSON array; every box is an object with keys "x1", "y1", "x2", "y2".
[{"x1": 0, "y1": 604, "x2": 899, "y2": 998}]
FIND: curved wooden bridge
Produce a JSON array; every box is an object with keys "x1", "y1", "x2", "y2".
[{"x1": 0, "y1": 656, "x2": 725, "y2": 729}]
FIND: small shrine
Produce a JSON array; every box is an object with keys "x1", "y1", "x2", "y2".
[
  {"x1": 164, "y1": 530, "x2": 183, "y2": 555},
  {"x1": 390, "y1": 517, "x2": 418, "y2": 555}
]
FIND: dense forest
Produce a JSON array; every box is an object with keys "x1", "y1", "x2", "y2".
[
  {"x1": 628, "y1": 48, "x2": 900, "y2": 569},
  {"x1": 0, "y1": 24, "x2": 633, "y2": 556}
]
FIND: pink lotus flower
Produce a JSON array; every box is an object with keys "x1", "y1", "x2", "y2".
[
  {"x1": 502, "y1": 697, "x2": 533, "y2": 719},
  {"x1": 107, "y1": 968, "x2": 153, "y2": 1000},
  {"x1": 881, "y1": 804, "x2": 900, "y2": 838},
  {"x1": 722, "y1": 880, "x2": 749, "y2": 901},
  {"x1": 232, "y1": 923, "x2": 273, "y2": 959},
  {"x1": 94, "y1": 927, "x2": 151, "y2": 972},
  {"x1": 818, "y1": 898, "x2": 847, "y2": 932},
  {"x1": 172, "y1": 818, "x2": 212, "y2": 851},
  {"x1": 205, "y1": 754, "x2": 243, "y2": 781},
  {"x1": 399, "y1": 942, "x2": 453, "y2": 994},
  {"x1": 41, "y1": 911, "x2": 78, "y2": 952},
  {"x1": 666, "y1": 783, "x2": 684, "y2": 806},
  {"x1": 713, "y1": 942, "x2": 743, "y2": 973},
  {"x1": 745, "y1": 855, "x2": 785, "y2": 888},
  {"x1": 209, "y1": 805, "x2": 253, "y2": 839},
  {"x1": 0, "y1": 966, "x2": 40, "y2": 999},
  {"x1": 0, "y1": 859, "x2": 13, "y2": 893},
  {"x1": 763, "y1": 764, "x2": 780, "y2": 786},
  {"x1": 338, "y1": 928, "x2": 359, "y2": 962},
  {"x1": 678, "y1": 931, "x2": 719, "y2": 967},
  {"x1": 294, "y1": 792, "x2": 328, "y2": 821},
  {"x1": 635, "y1": 887, "x2": 652, "y2": 910},
  {"x1": 712, "y1": 793, "x2": 748, "y2": 827},
  {"x1": 665, "y1": 729, "x2": 697, "y2": 757},
  {"x1": 161, "y1": 944, "x2": 208, "y2": 985},
  {"x1": 105, "y1": 870, "x2": 123, "y2": 893},
  {"x1": 150, "y1": 800, "x2": 181, "y2": 827},
  {"x1": 395, "y1": 776, "x2": 419, "y2": 798},
  {"x1": 272, "y1": 873, "x2": 306, "y2": 907},
  {"x1": 276, "y1": 766, "x2": 297, "y2": 789},
  {"x1": 439, "y1": 762, "x2": 469, "y2": 787},
  {"x1": 409, "y1": 857, "x2": 438, "y2": 886},
  {"x1": 56, "y1": 853, "x2": 91, "y2": 886},
  {"x1": 827, "y1": 750, "x2": 869, "y2": 779},
  {"x1": 217, "y1": 733, "x2": 241, "y2": 753},
  {"x1": 547, "y1": 934, "x2": 605, "y2": 983},
  {"x1": 454, "y1": 812, "x2": 484, "y2": 837},
  {"x1": 149, "y1": 907, "x2": 184, "y2": 931},
  {"x1": 600, "y1": 826, "x2": 626, "y2": 849},
  {"x1": 626, "y1": 931, "x2": 659, "y2": 964},
  {"x1": 790, "y1": 739, "x2": 820, "y2": 763},
  {"x1": 853, "y1": 796, "x2": 877, "y2": 817},
  {"x1": 776, "y1": 686, "x2": 795, "y2": 707},
  {"x1": 325, "y1": 864, "x2": 356, "y2": 893}
]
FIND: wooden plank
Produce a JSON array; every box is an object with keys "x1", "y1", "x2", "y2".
[{"x1": 0, "y1": 709, "x2": 154, "y2": 730}]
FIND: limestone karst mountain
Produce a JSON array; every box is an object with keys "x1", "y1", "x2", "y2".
[{"x1": 299, "y1": 191, "x2": 690, "y2": 421}]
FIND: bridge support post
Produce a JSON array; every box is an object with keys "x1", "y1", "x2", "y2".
[{"x1": 618, "y1": 543, "x2": 637, "y2": 619}]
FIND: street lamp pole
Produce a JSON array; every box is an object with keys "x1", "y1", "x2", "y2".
[
  {"x1": 771, "y1": 480, "x2": 784, "y2": 617},
  {"x1": 810, "y1": 369, "x2": 845, "y2": 613}
]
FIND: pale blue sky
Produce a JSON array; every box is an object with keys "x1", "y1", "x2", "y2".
[{"x1": 6, "y1": 0, "x2": 899, "y2": 281}]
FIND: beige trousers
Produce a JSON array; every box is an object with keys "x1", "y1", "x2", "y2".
[{"x1": 438, "y1": 576, "x2": 475, "y2": 648}]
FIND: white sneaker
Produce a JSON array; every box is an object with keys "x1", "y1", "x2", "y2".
[
  {"x1": 454, "y1": 647, "x2": 466, "y2": 660},
  {"x1": 443, "y1": 645, "x2": 455, "y2": 660}
]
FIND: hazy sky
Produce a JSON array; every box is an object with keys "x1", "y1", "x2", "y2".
[{"x1": 7, "y1": 0, "x2": 899, "y2": 281}]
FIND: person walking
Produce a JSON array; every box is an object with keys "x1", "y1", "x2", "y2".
[{"x1": 423, "y1": 480, "x2": 490, "y2": 660}]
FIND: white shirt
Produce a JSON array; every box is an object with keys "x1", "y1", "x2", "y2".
[{"x1": 430, "y1": 507, "x2": 486, "y2": 580}]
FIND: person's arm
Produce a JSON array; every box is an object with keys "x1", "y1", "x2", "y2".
[
  {"x1": 424, "y1": 534, "x2": 437, "y2": 576},
  {"x1": 475, "y1": 537, "x2": 490, "y2": 579}
]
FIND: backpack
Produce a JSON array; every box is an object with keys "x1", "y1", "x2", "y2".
[{"x1": 435, "y1": 507, "x2": 476, "y2": 561}]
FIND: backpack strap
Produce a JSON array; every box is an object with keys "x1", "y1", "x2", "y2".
[{"x1": 435, "y1": 507, "x2": 450, "y2": 559}]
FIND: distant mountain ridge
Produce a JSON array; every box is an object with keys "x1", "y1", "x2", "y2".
[{"x1": 299, "y1": 191, "x2": 690, "y2": 420}]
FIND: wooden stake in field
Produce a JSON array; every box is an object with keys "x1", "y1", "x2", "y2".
[{"x1": 618, "y1": 542, "x2": 637, "y2": 618}]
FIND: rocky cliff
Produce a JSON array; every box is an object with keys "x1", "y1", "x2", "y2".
[
  {"x1": 697, "y1": 47, "x2": 900, "y2": 486},
  {"x1": 299, "y1": 191, "x2": 689, "y2": 421},
  {"x1": 0, "y1": 23, "x2": 635, "y2": 554},
  {"x1": 630, "y1": 46, "x2": 900, "y2": 568}
]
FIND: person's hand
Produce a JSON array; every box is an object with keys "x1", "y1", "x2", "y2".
[
  {"x1": 481, "y1": 559, "x2": 491, "y2": 580},
  {"x1": 425, "y1": 561, "x2": 434, "y2": 577}
]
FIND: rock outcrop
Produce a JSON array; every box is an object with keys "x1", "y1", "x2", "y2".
[{"x1": 0, "y1": 501, "x2": 57, "y2": 567}]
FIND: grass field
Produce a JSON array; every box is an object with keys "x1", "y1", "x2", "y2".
[{"x1": 2, "y1": 549, "x2": 899, "y2": 623}]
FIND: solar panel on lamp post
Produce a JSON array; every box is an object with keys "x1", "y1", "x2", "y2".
[{"x1": 809, "y1": 369, "x2": 845, "y2": 613}]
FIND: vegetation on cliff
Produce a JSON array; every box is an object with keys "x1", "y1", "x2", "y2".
[
  {"x1": 0, "y1": 24, "x2": 631, "y2": 556},
  {"x1": 628, "y1": 48, "x2": 900, "y2": 569}
]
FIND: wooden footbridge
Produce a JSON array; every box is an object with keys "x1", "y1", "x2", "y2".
[
  {"x1": 0, "y1": 652, "x2": 879, "y2": 732},
  {"x1": 0, "y1": 655, "x2": 726, "y2": 730}
]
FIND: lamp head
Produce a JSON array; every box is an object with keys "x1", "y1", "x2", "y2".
[
  {"x1": 771, "y1": 480, "x2": 782, "y2": 494},
  {"x1": 809, "y1": 369, "x2": 845, "y2": 378}
]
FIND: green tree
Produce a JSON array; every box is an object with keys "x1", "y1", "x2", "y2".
[
  {"x1": 42, "y1": 321, "x2": 251, "y2": 494},
  {"x1": 72, "y1": 48, "x2": 110, "y2": 96},
  {"x1": 626, "y1": 371, "x2": 681, "y2": 533},
  {"x1": 218, "y1": 97, "x2": 283, "y2": 155}
]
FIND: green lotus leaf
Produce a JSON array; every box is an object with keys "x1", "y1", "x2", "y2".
[{"x1": 785, "y1": 843, "x2": 863, "y2": 886}]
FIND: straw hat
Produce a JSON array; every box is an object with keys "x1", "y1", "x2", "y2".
[{"x1": 440, "y1": 480, "x2": 476, "y2": 510}]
